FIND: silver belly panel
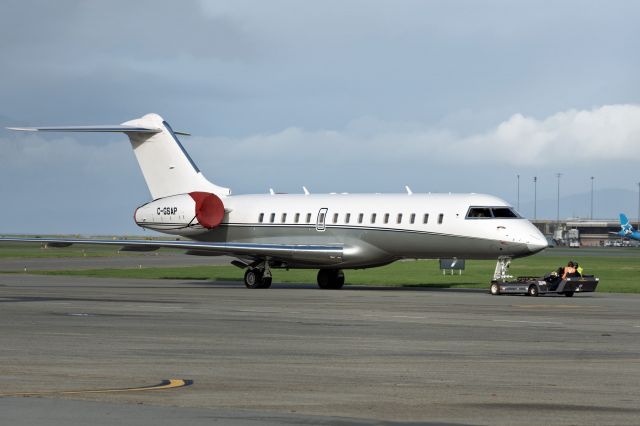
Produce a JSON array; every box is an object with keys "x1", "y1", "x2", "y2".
[{"x1": 188, "y1": 224, "x2": 529, "y2": 269}]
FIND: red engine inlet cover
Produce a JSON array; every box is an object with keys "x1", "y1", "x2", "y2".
[{"x1": 189, "y1": 192, "x2": 225, "y2": 229}]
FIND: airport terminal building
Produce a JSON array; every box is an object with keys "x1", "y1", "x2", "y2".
[{"x1": 532, "y1": 219, "x2": 637, "y2": 247}]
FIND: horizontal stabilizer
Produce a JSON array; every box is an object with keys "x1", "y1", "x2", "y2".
[
  {"x1": 7, "y1": 113, "x2": 227, "y2": 198},
  {"x1": 7, "y1": 125, "x2": 162, "y2": 134}
]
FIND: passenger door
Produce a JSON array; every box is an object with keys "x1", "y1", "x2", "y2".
[{"x1": 316, "y1": 208, "x2": 328, "y2": 232}]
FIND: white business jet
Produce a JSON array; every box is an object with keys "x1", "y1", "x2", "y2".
[{"x1": 4, "y1": 113, "x2": 547, "y2": 289}]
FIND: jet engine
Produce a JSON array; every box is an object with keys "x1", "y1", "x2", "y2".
[{"x1": 134, "y1": 192, "x2": 225, "y2": 235}]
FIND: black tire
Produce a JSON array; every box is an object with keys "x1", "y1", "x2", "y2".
[
  {"x1": 317, "y1": 269, "x2": 331, "y2": 289},
  {"x1": 317, "y1": 269, "x2": 345, "y2": 289},
  {"x1": 490, "y1": 282, "x2": 500, "y2": 295},
  {"x1": 527, "y1": 285, "x2": 539, "y2": 297},
  {"x1": 564, "y1": 291, "x2": 574, "y2": 297},
  {"x1": 244, "y1": 269, "x2": 263, "y2": 289},
  {"x1": 333, "y1": 270, "x2": 345, "y2": 289},
  {"x1": 261, "y1": 276, "x2": 272, "y2": 289}
]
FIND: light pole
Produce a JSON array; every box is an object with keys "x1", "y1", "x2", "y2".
[
  {"x1": 517, "y1": 174, "x2": 520, "y2": 211},
  {"x1": 590, "y1": 176, "x2": 594, "y2": 220},
  {"x1": 533, "y1": 176, "x2": 537, "y2": 219},
  {"x1": 556, "y1": 173, "x2": 562, "y2": 223}
]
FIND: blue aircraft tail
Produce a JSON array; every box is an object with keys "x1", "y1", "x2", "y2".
[
  {"x1": 620, "y1": 213, "x2": 629, "y2": 226},
  {"x1": 619, "y1": 213, "x2": 635, "y2": 236}
]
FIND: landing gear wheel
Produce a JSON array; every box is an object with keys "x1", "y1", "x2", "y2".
[
  {"x1": 317, "y1": 269, "x2": 345, "y2": 289},
  {"x1": 261, "y1": 277, "x2": 272, "y2": 289},
  {"x1": 317, "y1": 269, "x2": 331, "y2": 289},
  {"x1": 527, "y1": 284, "x2": 539, "y2": 297},
  {"x1": 244, "y1": 268, "x2": 263, "y2": 289},
  {"x1": 490, "y1": 282, "x2": 500, "y2": 295},
  {"x1": 564, "y1": 291, "x2": 574, "y2": 297},
  {"x1": 333, "y1": 270, "x2": 345, "y2": 289}
]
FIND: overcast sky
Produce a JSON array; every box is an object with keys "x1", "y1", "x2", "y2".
[{"x1": 1, "y1": 0, "x2": 639, "y2": 233}]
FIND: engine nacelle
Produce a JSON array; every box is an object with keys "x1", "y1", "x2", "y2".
[{"x1": 134, "y1": 192, "x2": 225, "y2": 235}]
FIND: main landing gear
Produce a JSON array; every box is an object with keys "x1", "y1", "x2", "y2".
[
  {"x1": 243, "y1": 261, "x2": 272, "y2": 289},
  {"x1": 241, "y1": 263, "x2": 345, "y2": 290},
  {"x1": 317, "y1": 269, "x2": 345, "y2": 290}
]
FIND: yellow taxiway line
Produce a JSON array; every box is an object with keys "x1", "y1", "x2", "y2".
[{"x1": 0, "y1": 379, "x2": 193, "y2": 397}]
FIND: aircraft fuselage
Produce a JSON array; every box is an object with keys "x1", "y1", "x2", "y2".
[{"x1": 174, "y1": 193, "x2": 547, "y2": 268}]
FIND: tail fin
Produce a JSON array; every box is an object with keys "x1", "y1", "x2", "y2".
[
  {"x1": 619, "y1": 213, "x2": 634, "y2": 235},
  {"x1": 620, "y1": 213, "x2": 629, "y2": 226},
  {"x1": 8, "y1": 113, "x2": 230, "y2": 199}
]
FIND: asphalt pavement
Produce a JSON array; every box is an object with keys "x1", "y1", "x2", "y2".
[{"x1": 1, "y1": 273, "x2": 638, "y2": 425}]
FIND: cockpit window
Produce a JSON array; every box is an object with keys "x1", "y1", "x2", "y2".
[
  {"x1": 466, "y1": 206, "x2": 520, "y2": 219},
  {"x1": 492, "y1": 207, "x2": 519, "y2": 218},
  {"x1": 467, "y1": 207, "x2": 493, "y2": 218}
]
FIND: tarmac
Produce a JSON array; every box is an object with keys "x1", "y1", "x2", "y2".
[
  {"x1": 0, "y1": 252, "x2": 233, "y2": 271},
  {"x1": 1, "y1": 272, "x2": 639, "y2": 425}
]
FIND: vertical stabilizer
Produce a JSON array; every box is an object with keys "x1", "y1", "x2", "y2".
[
  {"x1": 619, "y1": 213, "x2": 634, "y2": 235},
  {"x1": 122, "y1": 114, "x2": 230, "y2": 199},
  {"x1": 620, "y1": 213, "x2": 629, "y2": 226},
  {"x1": 8, "y1": 113, "x2": 231, "y2": 200}
]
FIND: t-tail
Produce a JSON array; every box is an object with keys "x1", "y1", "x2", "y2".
[{"x1": 8, "y1": 113, "x2": 230, "y2": 200}]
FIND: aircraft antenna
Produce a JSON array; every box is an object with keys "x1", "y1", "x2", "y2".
[
  {"x1": 405, "y1": 186, "x2": 413, "y2": 195},
  {"x1": 302, "y1": 186, "x2": 310, "y2": 195}
]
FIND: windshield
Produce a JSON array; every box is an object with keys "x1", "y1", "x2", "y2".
[{"x1": 466, "y1": 206, "x2": 521, "y2": 219}]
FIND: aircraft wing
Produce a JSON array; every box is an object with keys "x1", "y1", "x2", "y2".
[{"x1": 0, "y1": 237, "x2": 343, "y2": 265}]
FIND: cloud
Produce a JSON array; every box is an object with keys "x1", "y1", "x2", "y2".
[
  {"x1": 455, "y1": 105, "x2": 640, "y2": 165},
  {"x1": 190, "y1": 104, "x2": 640, "y2": 168},
  {"x1": 3, "y1": 104, "x2": 639, "y2": 233}
]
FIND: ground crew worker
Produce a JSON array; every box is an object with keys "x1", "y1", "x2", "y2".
[
  {"x1": 562, "y1": 261, "x2": 577, "y2": 279},
  {"x1": 575, "y1": 262, "x2": 584, "y2": 276}
]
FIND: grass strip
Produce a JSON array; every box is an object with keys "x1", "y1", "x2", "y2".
[{"x1": 16, "y1": 255, "x2": 640, "y2": 293}]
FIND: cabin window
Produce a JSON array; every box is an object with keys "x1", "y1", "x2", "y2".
[
  {"x1": 371, "y1": 213, "x2": 377, "y2": 224},
  {"x1": 306, "y1": 213, "x2": 312, "y2": 223},
  {"x1": 384, "y1": 213, "x2": 389, "y2": 224},
  {"x1": 281, "y1": 213, "x2": 287, "y2": 223},
  {"x1": 270, "y1": 213, "x2": 275, "y2": 223},
  {"x1": 423, "y1": 213, "x2": 429, "y2": 224},
  {"x1": 345, "y1": 213, "x2": 351, "y2": 224},
  {"x1": 438, "y1": 213, "x2": 444, "y2": 224},
  {"x1": 333, "y1": 213, "x2": 338, "y2": 224},
  {"x1": 258, "y1": 213, "x2": 264, "y2": 223},
  {"x1": 397, "y1": 213, "x2": 403, "y2": 224},
  {"x1": 410, "y1": 213, "x2": 415, "y2": 224},
  {"x1": 358, "y1": 213, "x2": 363, "y2": 224},
  {"x1": 294, "y1": 213, "x2": 300, "y2": 223}
]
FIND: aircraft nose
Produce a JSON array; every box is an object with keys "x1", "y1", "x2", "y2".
[{"x1": 526, "y1": 230, "x2": 548, "y2": 253}]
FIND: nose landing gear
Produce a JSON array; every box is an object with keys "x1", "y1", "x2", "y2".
[{"x1": 493, "y1": 256, "x2": 513, "y2": 281}]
